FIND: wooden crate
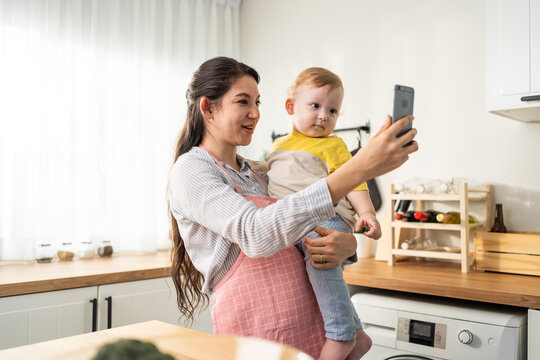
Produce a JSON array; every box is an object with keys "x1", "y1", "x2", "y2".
[{"x1": 474, "y1": 231, "x2": 540, "y2": 276}]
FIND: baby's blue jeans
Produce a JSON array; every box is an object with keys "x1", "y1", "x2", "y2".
[{"x1": 299, "y1": 214, "x2": 362, "y2": 341}]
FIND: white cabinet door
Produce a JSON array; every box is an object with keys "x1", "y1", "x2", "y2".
[
  {"x1": 97, "y1": 277, "x2": 213, "y2": 334},
  {"x1": 499, "y1": 0, "x2": 529, "y2": 96},
  {"x1": 532, "y1": 0, "x2": 540, "y2": 92},
  {"x1": 529, "y1": 309, "x2": 540, "y2": 360},
  {"x1": 487, "y1": 0, "x2": 540, "y2": 122},
  {"x1": 0, "y1": 277, "x2": 213, "y2": 350},
  {"x1": 0, "y1": 286, "x2": 97, "y2": 350}
]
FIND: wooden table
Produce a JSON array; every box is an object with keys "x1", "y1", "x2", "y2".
[
  {"x1": 343, "y1": 257, "x2": 540, "y2": 308},
  {"x1": 0, "y1": 320, "x2": 310, "y2": 360}
]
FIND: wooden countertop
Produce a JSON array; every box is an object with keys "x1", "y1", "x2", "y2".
[
  {"x1": 0, "y1": 320, "x2": 307, "y2": 360},
  {"x1": 0, "y1": 251, "x2": 171, "y2": 297},
  {"x1": 343, "y1": 257, "x2": 540, "y2": 309}
]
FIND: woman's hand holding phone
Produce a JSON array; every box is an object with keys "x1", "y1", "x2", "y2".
[{"x1": 325, "y1": 115, "x2": 417, "y2": 205}]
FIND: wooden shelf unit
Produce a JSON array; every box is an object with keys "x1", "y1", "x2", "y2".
[{"x1": 387, "y1": 182, "x2": 494, "y2": 272}]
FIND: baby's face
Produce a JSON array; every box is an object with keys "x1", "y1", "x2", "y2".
[{"x1": 289, "y1": 84, "x2": 343, "y2": 138}]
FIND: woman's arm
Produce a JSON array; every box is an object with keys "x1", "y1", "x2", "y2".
[
  {"x1": 169, "y1": 152, "x2": 335, "y2": 258},
  {"x1": 327, "y1": 115, "x2": 417, "y2": 204},
  {"x1": 171, "y1": 117, "x2": 416, "y2": 260}
]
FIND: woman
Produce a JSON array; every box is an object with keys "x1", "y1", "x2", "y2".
[{"x1": 168, "y1": 57, "x2": 417, "y2": 359}]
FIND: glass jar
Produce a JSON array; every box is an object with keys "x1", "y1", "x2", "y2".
[
  {"x1": 57, "y1": 242, "x2": 75, "y2": 261},
  {"x1": 35, "y1": 242, "x2": 55, "y2": 263},
  {"x1": 97, "y1": 240, "x2": 114, "y2": 257},
  {"x1": 78, "y1": 241, "x2": 95, "y2": 260}
]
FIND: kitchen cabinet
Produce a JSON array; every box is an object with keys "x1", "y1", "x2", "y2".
[
  {"x1": 0, "y1": 286, "x2": 96, "y2": 349},
  {"x1": 530, "y1": 309, "x2": 540, "y2": 359},
  {"x1": 0, "y1": 277, "x2": 212, "y2": 350},
  {"x1": 97, "y1": 277, "x2": 213, "y2": 333},
  {"x1": 486, "y1": 0, "x2": 540, "y2": 122}
]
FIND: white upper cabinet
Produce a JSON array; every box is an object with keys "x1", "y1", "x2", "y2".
[
  {"x1": 487, "y1": 0, "x2": 540, "y2": 122},
  {"x1": 533, "y1": 0, "x2": 540, "y2": 91}
]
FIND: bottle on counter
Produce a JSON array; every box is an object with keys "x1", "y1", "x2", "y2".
[
  {"x1": 98, "y1": 240, "x2": 114, "y2": 257},
  {"x1": 490, "y1": 204, "x2": 507, "y2": 233},
  {"x1": 57, "y1": 242, "x2": 75, "y2": 261},
  {"x1": 414, "y1": 210, "x2": 442, "y2": 222},
  {"x1": 35, "y1": 242, "x2": 55, "y2": 263},
  {"x1": 436, "y1": 212, "x2": 478, "y2": 224},
  {"x1": 78, "y1": 241, "x2": 95, "y2": 260}
]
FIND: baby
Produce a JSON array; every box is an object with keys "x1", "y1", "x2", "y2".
[{"x1": 267, "y1": 67, "x2": 381, "y2": 360}]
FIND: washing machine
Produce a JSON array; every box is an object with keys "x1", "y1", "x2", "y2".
[{"x1": 351, "y1": 289, "x2": 527, "y2": 360}]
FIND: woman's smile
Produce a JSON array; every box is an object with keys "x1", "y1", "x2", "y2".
[{"x1": 241, "y1": 124, "x2": 255, "y2": 134}]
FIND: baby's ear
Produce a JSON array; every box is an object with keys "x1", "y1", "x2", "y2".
[{"x1": 285, "y1": 98, "x2": 295, "y2": 115}]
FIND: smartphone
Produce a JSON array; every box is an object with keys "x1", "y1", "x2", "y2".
[{"x1": 392, "y1": 84, "x2": 415, "y2": 137}]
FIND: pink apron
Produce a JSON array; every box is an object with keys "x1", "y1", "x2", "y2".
[{"x1": 204, "y1": 148, "x2": 325, "y2": 358}]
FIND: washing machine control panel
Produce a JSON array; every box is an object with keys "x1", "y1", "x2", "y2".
[{"x1": 397, "y1": 317, "x2": 447, "y2": 349}]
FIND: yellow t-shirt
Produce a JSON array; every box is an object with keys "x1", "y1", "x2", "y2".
[{"x1": 267, "y1": 131, "x2": 368, "y2": 230}]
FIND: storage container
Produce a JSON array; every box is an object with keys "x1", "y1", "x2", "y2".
[{"x1": 474, "y1": 231, "x2": 540, "y2": 276}]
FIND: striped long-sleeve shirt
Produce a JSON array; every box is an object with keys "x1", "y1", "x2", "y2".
[{"x1": 168, "y1": 146, "x2": 335, "y2": 294}]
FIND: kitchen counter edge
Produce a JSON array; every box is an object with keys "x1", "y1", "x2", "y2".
[{"x1": 0, "y1": 250, "x2": 171, "y2": 297}]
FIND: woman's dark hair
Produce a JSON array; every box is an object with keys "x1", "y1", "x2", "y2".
[{"x1": 168, "y1": 57, "x2": 260, "y2": 322}]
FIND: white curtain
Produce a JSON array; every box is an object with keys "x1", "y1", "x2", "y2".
[{"x1": 0, "y1": 0, "x2": 241, "y2": 260}]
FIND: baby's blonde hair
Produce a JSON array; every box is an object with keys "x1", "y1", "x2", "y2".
[{"x1": 288, "y1": 67, "x2": 344, "y2": 98}]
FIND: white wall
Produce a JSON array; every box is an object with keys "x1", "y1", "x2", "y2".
[{"x1": 239, "y1": 0, "x2": 540, "y2": 232}]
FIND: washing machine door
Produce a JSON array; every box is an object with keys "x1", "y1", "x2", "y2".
[{"x1": 363, "y1": 345, "x2": 438, "y2": 360}]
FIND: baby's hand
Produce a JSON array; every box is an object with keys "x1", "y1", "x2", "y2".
[{"x1": 355, "y1": 213, "x2": 382, "y2": 240}]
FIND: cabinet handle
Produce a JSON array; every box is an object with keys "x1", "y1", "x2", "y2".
[
  {"x1": 520, "y1": 95, "x2": 540, "y2": 102},
  {"x1": 105, "y1": 296, "x2": 112, "y2": 329},
  {"x1": 90, "y1": 298, "x2": 98, "y2": 332}
]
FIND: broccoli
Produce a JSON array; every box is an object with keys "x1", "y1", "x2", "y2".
[{"x1": 92, "y1": 339, "x2": 174, "y2": 360}]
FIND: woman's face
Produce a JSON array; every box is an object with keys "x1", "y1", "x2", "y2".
[{"x1": 207, "y1": 75, "x2": 261, "y2": 148}]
